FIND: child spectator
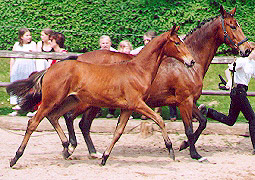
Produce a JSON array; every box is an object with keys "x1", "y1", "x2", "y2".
[{"x1": 9, "y1": 28, "x2": 37, "y2": 116}]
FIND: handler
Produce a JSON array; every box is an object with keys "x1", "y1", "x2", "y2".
[{"x1": 199, "y1": 48, "x2": 255, "y2": 155}]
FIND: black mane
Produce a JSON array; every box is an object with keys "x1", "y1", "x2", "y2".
[{"x1": 183, "y1": 15, "x2": 220, "y2": 41}]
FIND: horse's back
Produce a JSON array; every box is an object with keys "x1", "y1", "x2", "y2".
[{"x1": 77, "y1": 50, "x2": 133, "y2": 64}]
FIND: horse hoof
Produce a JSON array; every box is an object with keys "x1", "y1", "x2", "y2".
[
  {"x1": 62, "y1": 150, "x2": 71, "y2": 159},
  {"x1": 191, "y1": 153, "x2": 202, "y2": 160},
  {"x1": 100, "y1": 154, "x2": 109, "y2": 166},
  {"x1": 88, "y1": 152, "x2": 103, "y2": 159},
  {"x1": 169, "y1": 149, "x2": 175, "y2": 161},
  {"x1": 10, "y1": 158, "x2": 17, "y2": 167},
  {"x1": 198, "y1": 157, "x2": 209, "y2": 163},
  {"x1": 68, "y1": 144, "x2": 76, "y2": 155},
  {"x1": 179, "y1": 140, "x2": 189, "y2": 151}
]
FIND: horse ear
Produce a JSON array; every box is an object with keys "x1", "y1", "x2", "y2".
[
  {"x1": 230, "y1": 7, "x2": 236, "y2": 16},
  {"x1": 219, "y1": 5, "x2": 226, "y2": 17},
  {"x1": 170, "y1": 24, "x2": 177, "y2": 35}
]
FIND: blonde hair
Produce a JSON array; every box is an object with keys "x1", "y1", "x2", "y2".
[{"x1": 118, "y1": 40, "x2": 133, "y2": 53}]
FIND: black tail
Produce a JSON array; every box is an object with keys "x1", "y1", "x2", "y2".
[
  {"x1": 20, "y1": 92, "x2": 42, "y2": 112},
  {"x1": 6, "y1": 70, "x2": 46, "y2": 97}
]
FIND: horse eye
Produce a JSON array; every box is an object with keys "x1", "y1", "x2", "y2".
[
  {"x1": 230, "y1": 25, "x2": 236, "y2": 30},
  {"x1": 175, "y1": 42, "x2": 180, "y2": 46}
]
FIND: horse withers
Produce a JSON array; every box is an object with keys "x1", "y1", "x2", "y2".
[{"x1": 7, "y1": 25, "x2": 194, "y2": 167}]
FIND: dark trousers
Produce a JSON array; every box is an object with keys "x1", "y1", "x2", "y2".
[
  {"x1": 207, "y1": 84, "x2": 255, "y2": 149},
  {"x1": 108, "y1": 108, "x2": 116, "y2": 115},
  {"x1": 169, "y1": 105, "x2": 177, "y2": 118}
]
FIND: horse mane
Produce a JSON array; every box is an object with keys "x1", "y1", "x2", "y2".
[{"x1": 183, "y1": 15, "x2": 220, "y2": 41}]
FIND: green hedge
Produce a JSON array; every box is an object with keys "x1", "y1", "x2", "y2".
[{"x1": 0, "y1": 0, "x2": 254, "y2": 54}]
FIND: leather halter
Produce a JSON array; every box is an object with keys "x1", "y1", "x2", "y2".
[{"x1": 221, "y1": 16, "x2": 248, "y2": 49}]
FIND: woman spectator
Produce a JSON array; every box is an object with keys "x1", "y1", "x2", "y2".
[
  {"x1": 118, "y1": 40, "x2": 133, "y2": 54},
  {"x1": 49, "y1": 32, "x2": 67, "y2": 65},
  {"x1": 36, "y1": 28, "x2": 53, "y2": 71}
]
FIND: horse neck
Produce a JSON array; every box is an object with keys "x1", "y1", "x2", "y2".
[
  {"x1": 132, "y1": 33, "x2": 167, "y2": 81},
  {"x1": 184, "y1": 17, "x2": 223, "y2": 77}
]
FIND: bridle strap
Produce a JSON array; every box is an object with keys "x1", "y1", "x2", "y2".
[
  {"x1": 237, "y1": 37, "x2": 248, "y2": 46},
  {"x1": 221, "y1": 16, "x2": 248, "y2": 48}
]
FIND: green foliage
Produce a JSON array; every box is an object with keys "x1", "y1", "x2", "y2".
[{"x1": 0, "y1": 0, "x2": 254, "y2": 53}]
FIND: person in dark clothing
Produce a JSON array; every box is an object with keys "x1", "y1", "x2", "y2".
[{"x1": 199, "y1": 48, "x2": 255, "y2": 154}]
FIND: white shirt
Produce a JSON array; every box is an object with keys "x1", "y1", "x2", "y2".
[
  {"x1": 228, "y1": 57, "x2": 255, "y2": 86},
  {"x1": 130, "y1": 46, "x2": 144, "y2": 55}
]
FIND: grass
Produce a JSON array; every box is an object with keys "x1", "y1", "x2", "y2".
[
  {"x1": 0, "y1": 57, "x2": 254, "y2": 122},
  {"x1": 0, "y1": 58, "x2": 12, "y2": 115}
]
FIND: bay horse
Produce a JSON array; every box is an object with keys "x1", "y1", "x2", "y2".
[
  {"x1": 47, "y1": 5, "x2": 251, "y2": 161},
  {"x1": 7, "y1": 25, "x2": 195, "y2": 167}
]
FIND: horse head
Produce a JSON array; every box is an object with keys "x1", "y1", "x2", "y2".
[
  {"x1": 164, "y1": 24, "x2": 195, "y2": 67},
  {"x1": 219, "y1": 5, "x2": 251, "y2": 57}
]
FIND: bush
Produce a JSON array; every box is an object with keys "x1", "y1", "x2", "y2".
[{"x1": 0, "y1": 0, "x2": 254, "y2": 53}]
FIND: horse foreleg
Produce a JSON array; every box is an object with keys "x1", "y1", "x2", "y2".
[
  {"x1": 101, "y1": 110, "x2": 132, "y2": 166},
  {"x1": 179, "y1": 101, "x2": 203, "y2": 160},
  {"x1": 47, "y1": 95, "x2": 80, "y2": 159},
  {"x1": 10, "y1": 108, "x2": 46, "y2": 167},
  {"x1": 179, "y1": 103, "x2": 207, "y2": 151},
  {"x1": 136, "y1": 101, "x2": 175, "y2": 160},
  {"x1": 79, "y1": 106, "x2": 102, "y2": 159}
]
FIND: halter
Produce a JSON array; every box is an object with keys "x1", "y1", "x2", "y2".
[{"x1": 221, "y1": 16, "x2": 248, "y2": 49}]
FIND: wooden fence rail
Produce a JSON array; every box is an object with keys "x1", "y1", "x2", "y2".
[{"x1": 1, "y1": 50, "x2": 253, "y2": 96}]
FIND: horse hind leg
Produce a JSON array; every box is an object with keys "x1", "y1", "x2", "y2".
[
  {"x1": 101, "y1": 110, "x2": 132, "y2": 165},
  {"x1": 63, "y1": 111, "x2": 78, "y2": 155},
  {"x1": 78, "y1": 106, "x2": 102, "y2": 159},
  {"x1": 135, "y1": 101, "x2": 175, "y2": 161},
  {"x1": 46, "y1": 95, "x2": 81, "y2": 159}
]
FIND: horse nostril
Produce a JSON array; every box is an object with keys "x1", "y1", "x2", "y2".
[{"x1": 245, "y1": 49, "x2": 251, "y2": 56}]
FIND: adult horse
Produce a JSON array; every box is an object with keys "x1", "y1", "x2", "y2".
[
  {"x1": 7, "y1": 25, "x2": 194, "y2": 167},
  {"x1": 49, "y1": 5, "x2": 251, "y2": 161}
]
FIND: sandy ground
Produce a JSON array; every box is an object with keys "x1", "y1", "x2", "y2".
[{"x1": 1, "y1": 117, "x2": 255, "y2": 180}]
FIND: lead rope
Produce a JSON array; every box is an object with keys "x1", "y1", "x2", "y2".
[{"x1": 231, "y1": 56, "x2": 237, "y2": 89}]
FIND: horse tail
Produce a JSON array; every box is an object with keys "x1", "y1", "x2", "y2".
[
  {"x1": 20, "y1": 92, "x2": 42, "y2": 112},
  {"x1": 6, "y1": 70, "x2": 46, "y2": 98}
]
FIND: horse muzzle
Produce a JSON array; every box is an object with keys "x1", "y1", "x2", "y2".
[{"x1": 240, "y1": 49, "x2": 251, "y2": 57}]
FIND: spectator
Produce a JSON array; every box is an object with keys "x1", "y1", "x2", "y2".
[
  {"x1": 36, "y1": 28, "x2": 53, "y2": 71},
  {"x1": 118, "y1": 40, "x2": 133, "y2": 54},
  {"x1": 49, "y1": 32, "x2": 67, "y2": 65},
  {"x1": 199, "y1": 48, "x2": 255, "y2": 155},
  {"x1": 98, "y1": 35, "x2": 117, "y2": 118},
  {"x1": 9, "y1": 28, "x2": 37, "y2": 116},
  {"x1": 131, "y1": 30, "x2": 157, "y2": 55},
  {"x1": 99, "y1": 35, "x2": 117, "y2": 52}
]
